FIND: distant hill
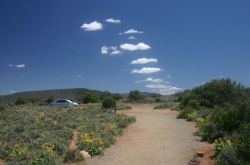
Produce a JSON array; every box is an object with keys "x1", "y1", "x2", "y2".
[
  {"x1": 0, "y1": 88, "x2": 161, "y2": 104},
  {"x1": 0, "y1": 88, "x2": 102, "y2": 104}
]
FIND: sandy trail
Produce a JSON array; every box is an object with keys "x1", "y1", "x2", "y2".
[{"x1": 83, "y1": 104, "x2": 198, "y2": 165}]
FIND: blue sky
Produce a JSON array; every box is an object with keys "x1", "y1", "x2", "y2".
[{"x1": 0, "y1": 0, "x2": 250, "y2": 95}]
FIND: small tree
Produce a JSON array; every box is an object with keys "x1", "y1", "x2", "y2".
[
  {"x1": 82, "y1": 92, "x2": 99, "y2": 103},
  {"x1": 100, "y1": 92, "x2": 123, "y2": 101},
  {"x1": 102, "y1": 97, "x2": 116, "y2": 113},
  {"x1": 112, "y1": 93, "x2": 123, "y2": 101},
  {"x1": 15, "y1": 97, "x2": 27, "y2": 106},
  {"x1": 100, "y1": 91, "x2": 112, "y2": 100},
  {"x1": 45, "y1": 96, "x2": 54, "y2": 104},
  {"x1": 127, "y1": 90, "x2": 144, "y2": 101}
]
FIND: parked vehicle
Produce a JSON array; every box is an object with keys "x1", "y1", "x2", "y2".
[{"x1": 51, "y1": 99, "x2": 79, "y2": 106}]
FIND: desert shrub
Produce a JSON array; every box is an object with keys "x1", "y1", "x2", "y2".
[
  {"x1": 63, "y1": 149, "x2": 83, "y2": 163},
  {"x1": 9, "y1": 143, "x2": 29, "y2": 161},
  {"x1": 82, "y1": 92, "x2": 99, "y2": 103},
  {"x1": 78, "y1": 133, "x2": 105, "y2": 156},
  {"x1": 0, "y1": 105, "x2": 135, "y2": 164},
  {"x1": 99, "y1": 131, "x2": 116, "y2": 148},
  {"x1": 216, "y1": 145, "x2": 239, "y2": 165},
  {"x1": 27, "y1": 98, "x2": 40, "y2": 104},
  {"x1": 214, "y1": 138, "x2": 239, "y2": 165},
  {"x1": 99, "y1": 91, "x2": 112, "y2": 100},
  {"x1": 15, "y1": 97, "x2": 27, "y2": 105},
  {"x1": 234, "y1": 123, "x2": 250, "y2": 162},
  {"x1": 102, "y1": 97, "x2": 116, "y2": 109},
  {"x1": 177, "y1": 108, "x2": 194, "y2": 119},
  {"x1": 41, "y1": 143, "x2": 57, "y2": 161},
  {"x1": 202, "y1": 122, "x2": 222, "y2": 142},
  {"x1": 127, "y1": 90, "x2": 144, "y2": 101},
  {"x1": 115, "y1": 114, "x2": 136, "y2": 128},
  {"x1": 187, "y1": 111, "x2": 197, "y2": 121},
  {"x1": 0, "y1": 143, "x2": 9, "y2": 160},
  {"x1": 178, "y1": 79, "x2": 248, "y2": 111},
  {"x1": 116, "y1": 103, "x2": 132, "y2": 110},
  {"x1": 214, "y1": 138, "x2": 232, "y2": 158},
  {"x1": 211, "y1": 106, "x2": 244, "y2": 134},
  {"x1": 53, "y1": 142, "x2": 66, "y2": 156},
  {"x1": 45, "y1": 96, "x2": 54, "y2": 104},
  {"x1": 100, "y1": 92, "x2": 123, "y2": 101},
  {"x1": 154, "y1": 101, "x2": 180, "y2": 110},
  {"x1": 155, "y1": 98, "x2": 161, "y2": 102},
  {"x1": 177, "y1": 78, "x2": 250, "y2": 164},
  {"x1": 112, "y1": 93, "x2": 123, "y2": 100},
  {"x1": 194, "y1": 117, "x2": 206, "y2": 136}
]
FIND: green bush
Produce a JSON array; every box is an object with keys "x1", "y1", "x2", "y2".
[
  {"x1": 202, "y1": 122, "x2": 222, "y2": 142},
  {"x1": 187, "y1": 111, "x2": 197, "y2": 121},
  {"x1": 63, "y1": 149, "x2": 83, "y2": 163},
  {"x1": 45, "y1": 96, "x2": 54, "y2": 104},
  {"x1": 116, "y1": 114, "x2": 136, "y2": 128},
  {"x1": 177, "y1": 108, "x2": 194, "y2": 119},
  {"x1": 112, "y1": 93, "x2": 123, "y2": 100},
  {"x1": 155, "y1": 98, "x2": 161, "y2": 102},
  {"x1": 27, "y1": 98, "x2": 40, "y2": 104},
  {"x1": 216, "y1": 145, "x2": 239, "y2": 165},
  {"x1": 194, "y1": 117, "x2": 206, "y2": 136},
  {"x1": 102, "y1": 97, "x2": 116, "y2": 109},
  {"x1": 179, "y1": 79, "x2": 248, "y2": 111},
  {"x1": 214, "y1": 138, "x2": 239, "y2": 165},
  {"x1": 15, "y1": 97, "x2": 27, "y2": 105},
  {"x1": 82, "y1": 92, "x2": 99, "y2": 103},
  {"x1": 177, "y1": 78, "x2": 250, "y2": 164},
  {"x1": 154, "y1": 101, "x2": 180, "y2": 110},
  {"x1": 234, "y1": 124, "x2": 250, "y2": 162},
  {"x1": 127, "y1": 90, "x2": 144, "y2": 101},
  {"x1": 78, "y1": 133, "x2": 105, "y2": 156},
  {"x1": 212, "y1": 106, "x2": 244, "y2": 134},
  {"x1": 116, "y1": 103, "x2": 132, "y2": 110}
]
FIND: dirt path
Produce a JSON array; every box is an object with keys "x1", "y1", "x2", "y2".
[
  {"x1": 82, "y1": 104, "x2": 199, "y2": 165},
  {"x1": 69, "y1": 131, "x2": 79, "y2": 150}
]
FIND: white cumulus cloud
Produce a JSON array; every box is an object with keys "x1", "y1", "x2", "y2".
[
  {"x1": 120, "y1": 43, "x2": 151, "y2": 51},
  {"x1": 131, "y1": 67, "x2": 162, "y2": 74},
  {"x1": 81, "y1": 21, "x2": 102, "y2": 31},
  {"x1": 135, "y1": 78, "x2": 164, "y2": 84},
  {"x1": 9, "y1": 64, "x2": 26, "y2": 68},
  {"x1": 101, "y1": 46, "x2": 122, "y2": 55},
  {"x1": 144, "y1": 78, "x2": 164, "y2": 83},
  {"x1": 118, "y1": 29, "x2": 143, "y2": 35},
  {"x1": 124, "y1": 28, "x2": 143, "y2": 34},
  {"x1": 105, "y1": 18, "x2": 121, "y2": 24},
  {"x1": 110, "y1": 46, "x2": 122, "y2": 55},
  {"x1": 145, "y1": 83, "x2": 183, "y2": 95},
  {"x1": 156, "y1": 86, "x2": 183, "y2": 95},
  {"x1": 146, "y1": 83, "x2": 168, "y2": 89},
  {"x1": 101, "y1": 46, "x2": 108, "y2": 54},
  {"x1": 131, "y1": 58, "x2": 158, "y2": 64}
]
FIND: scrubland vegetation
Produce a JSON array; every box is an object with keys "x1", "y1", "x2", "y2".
[
  {"x1": 154, "y1": 96, "x2": 180, "y2": 110},
  {"x1": 0, "y1": 104, "x2": 135, "y2": 164},
  {"x1": 176, "y1": 79, "x2": 250, "y2": 164},
  {"x1": 4, "y1": 83, "x2": 249, "y2": 164}
]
